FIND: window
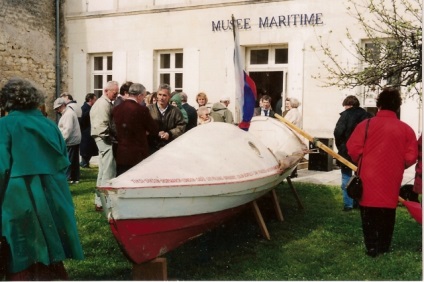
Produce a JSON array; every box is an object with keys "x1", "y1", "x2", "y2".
[
  {"x1": 157, "y1": 51, "x2": 183, "y2": 92},
  {"x1": 246, "y1": 46, "x2": 289, "y2": 111},
  {"x1": 92, "y1": 54, "x2": 113, "y2": 97},
  {"x1": 248, "y1": 47, "x2": 288, "y2": 66},
  {"x1": 361, "y1": 40, "x2": 401, "y2": 106}
]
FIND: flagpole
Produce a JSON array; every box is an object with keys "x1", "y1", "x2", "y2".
[{"x1": 232, "y1": 15, "x2": 243, "y2": 125}]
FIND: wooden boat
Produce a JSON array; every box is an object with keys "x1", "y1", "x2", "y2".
[{"x1": 97, "y1": 116, "x2": 307, "y2": 264}]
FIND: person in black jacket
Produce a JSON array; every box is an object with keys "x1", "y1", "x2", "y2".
[
  {"x1": 334, "y1": 95, "x2": 373, "y2": 211},
  {"x1": 254, "y1": 95, "x2": 275, "y2": 117},
  {"x1": 80, "y1": 93, "x2": 98, "y2": 168}
]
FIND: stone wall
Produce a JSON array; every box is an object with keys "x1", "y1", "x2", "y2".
[{"x1": 0, "y1": 0, "x2": 65, "y2": 117}]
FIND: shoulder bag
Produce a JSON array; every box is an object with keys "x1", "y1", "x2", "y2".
[{"x1": 346, "y1": 119, "x2": 371, "y2": 201}]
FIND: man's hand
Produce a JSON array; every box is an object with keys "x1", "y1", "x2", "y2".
[{"x1": 158, "y1": 131, "x2": 170, "y2": 140}]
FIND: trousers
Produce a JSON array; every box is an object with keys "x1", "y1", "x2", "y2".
[
  {"x1": 359, "y1": 206, "x2": 396, "y2": 253},
  {"x1": 67, "y1": 144, "x2": 80, "y2": 182},
  {"x1": 341, "y1": 166, "x2": 354, "y2": 208},
  {"x1": 94, "y1": 138, "x2": 116, "y2": 206}
]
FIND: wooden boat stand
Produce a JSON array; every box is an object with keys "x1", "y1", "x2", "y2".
[
  {"x1": 251, "y1": 176, "x2": 304, "y2": 240},
  {"x1": 132, "y1": 177, "x2": 303, "y2": 280},
  {"x1": 133, "y1": 257, "x2": 167, "y2": 280}
]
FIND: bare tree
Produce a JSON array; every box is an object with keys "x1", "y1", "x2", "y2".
[{"x1": 311, "y1": 0, "x2": 422, "y2": 100}]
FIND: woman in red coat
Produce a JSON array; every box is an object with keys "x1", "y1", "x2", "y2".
[{"x1": 347, "y1": 88, "x2": 418, "y2": 257}]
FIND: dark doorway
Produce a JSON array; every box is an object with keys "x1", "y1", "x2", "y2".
[{"x1": 249, "y1": 71, "x2": 284, "y2": 111}]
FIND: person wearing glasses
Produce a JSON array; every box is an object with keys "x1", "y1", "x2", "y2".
[
  {"x1": 254, "y1": 95, "x2": 275, "y2": 117},
  {"x1": 90, "y1": 80, "x2": 119, "y2": 211},
  {"x1": 197, "y1": 106, "x2": 213, "y2": 125}
]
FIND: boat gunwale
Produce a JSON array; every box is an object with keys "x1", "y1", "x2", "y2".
[{"x1": 97, "y1": 164, "x2": 290, "y2": 192}]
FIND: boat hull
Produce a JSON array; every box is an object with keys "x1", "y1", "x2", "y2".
[{"x1": 110, "y1": 205, "x2": 247, "y2": 263}]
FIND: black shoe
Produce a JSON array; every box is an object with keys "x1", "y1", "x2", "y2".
[
  {"x1": 343, "y1": 207, "x2": 353, "y2": 212},
  {"x1": 366, "y1": 248, "x2": 378, "y2": 258},
  {"x1": 353, "y1": 200, "x2": 359, "y2": 209},
  {"x1": 378, "y1": 247, "x2": 391, "y2": 254}
]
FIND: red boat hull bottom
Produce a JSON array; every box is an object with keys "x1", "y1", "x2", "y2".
[{"x1": 109, "y1": 205, "x2": 247, "y2": 264}]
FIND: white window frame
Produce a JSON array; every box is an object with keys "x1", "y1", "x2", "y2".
[
  {"x1": 156, "y1": 50, "x2": 184, "y2": 92},
  {"x1": 91, "y1": 54, "x2": 113, "y2": 97}
]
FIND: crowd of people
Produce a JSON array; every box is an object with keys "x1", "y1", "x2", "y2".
[{"x1": 0, "y1": 77, "x2": 421, "y2": 279}]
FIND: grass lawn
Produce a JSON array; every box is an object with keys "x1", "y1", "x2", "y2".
[{"x1": 65, "y1": 167, "x2": 422, "y2": 280}]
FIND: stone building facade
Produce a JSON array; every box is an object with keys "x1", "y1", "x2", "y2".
[{"x1": 0, "y1": 0, "x2": 65, "y2": 117}]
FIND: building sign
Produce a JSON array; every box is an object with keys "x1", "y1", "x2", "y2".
[{"x1": 212, "y1": 13, "x2": 323, "y2": 32}]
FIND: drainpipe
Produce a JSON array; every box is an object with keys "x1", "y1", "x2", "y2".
[{"x1": 55, "y1": 0, "x2": 60, "y2": 98}]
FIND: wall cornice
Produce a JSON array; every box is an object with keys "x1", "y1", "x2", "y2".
[{"x1": 66, "y1": 0, "x2": 290, "y2": 20}]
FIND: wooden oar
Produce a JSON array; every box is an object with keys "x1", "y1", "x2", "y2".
[
  {"x1": 275, "y1": 113, "x2": 422, "y2": 224},
  {"x1": 274, "y1": 114, "x2": 357, "y2": 171}
]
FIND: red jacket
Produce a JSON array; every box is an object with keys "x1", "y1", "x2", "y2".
[{"x1": 347, "y1": 110, "x2": 417, "y2": 208}]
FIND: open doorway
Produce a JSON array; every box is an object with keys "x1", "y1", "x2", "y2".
[{"x1": 249, "y1": 71, "x2": 284, "y2": 111}]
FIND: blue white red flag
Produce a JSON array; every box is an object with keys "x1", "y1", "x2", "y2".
[{"x1": 232, "y1": 15, "x2": 257, "y2": 131}]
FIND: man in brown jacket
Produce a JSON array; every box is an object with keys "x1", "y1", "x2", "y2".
[{"x1": 147, "y1": 83, "x2": 186, "y2": 153}]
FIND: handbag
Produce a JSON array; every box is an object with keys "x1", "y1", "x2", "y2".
[
  {"x1": 346, "y1": 174, "x2": 363, "y2": 200},
  {"x1": 346, "y1": 119, "x2": 371, "y2": 201},
  {"x1": 0, "y1": 169, "x2": 10, "y2": 279}
]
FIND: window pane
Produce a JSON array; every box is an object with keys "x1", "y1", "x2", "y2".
[
  {"x1": 175, "y1": 53, "x2": 183, "y2": 68},
  {"x1": 107, "y1": 75, "x2": 113, "y2": 82},
  {"x1": 275, "y1": 48, "x2": 288, "y2": 64},
  {"x1": 250, "y1": 50, "x2": 268, "y2": 64},
  {"x1": 387, "y1": 72, "x2": 401, "y2": 86},
  {"x1": 160, "y1": 54, "x2": 171, "y2": 69},
  {"x1": 94, "y1": 57, "x2": 103, "y2": 70},
  {"x1": 175, "y1": 73, "x2": 183, "y2": 88},
  {"x1": 94, "y1": 90, "x2": 102, "y2": 98},
  {"x1": 160, "y1": 73, "x2": 170, "y2": 84},
  {"x1": 365, "y1": 43, "x2": 379, "y2": 62},
  {"x1": 94, "y1": 75, "x2": 103, "y2": 89},
  {"x1": 107, "y1": 56, "x2": 113, "y2": 70}
]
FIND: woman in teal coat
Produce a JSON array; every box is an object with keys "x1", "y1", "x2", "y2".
[{"x1": 0, "y1": 78, "x2": 84, "y2": 280}]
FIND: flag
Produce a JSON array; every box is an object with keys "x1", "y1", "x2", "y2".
[{"x1": 232, "y1": 15, "x2": 257, "y2": 131}]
